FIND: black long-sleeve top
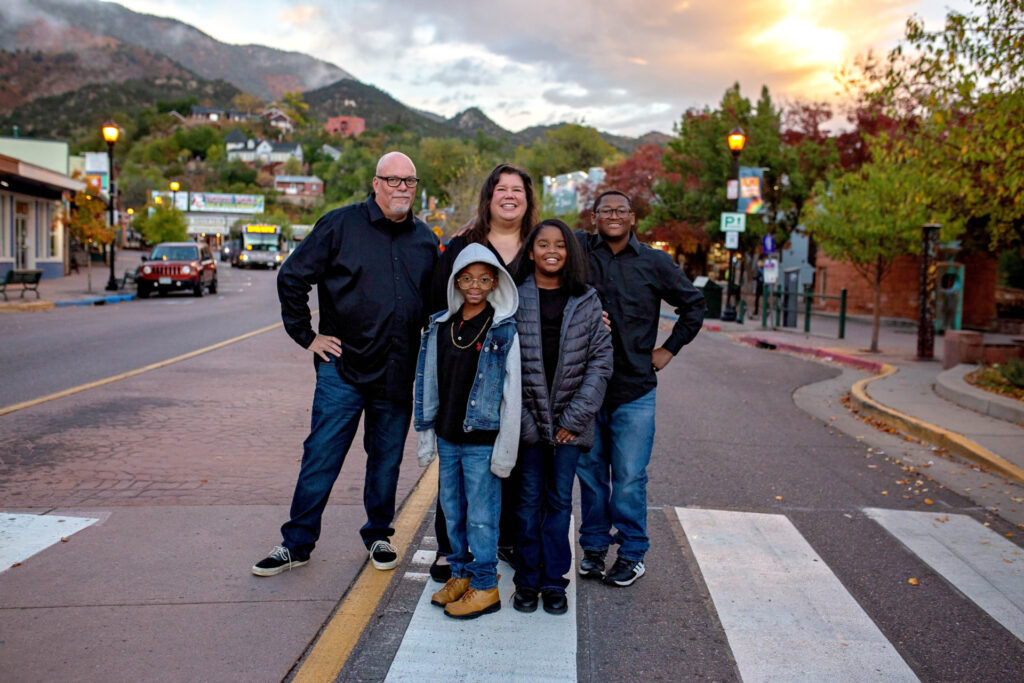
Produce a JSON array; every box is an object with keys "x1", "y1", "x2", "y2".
[
  {"x1": 277, "y1": 195, "x2": 438, "y2": 401},
  {"x1": 581, "y1": 231, "x2": 706, "y2": 407}
]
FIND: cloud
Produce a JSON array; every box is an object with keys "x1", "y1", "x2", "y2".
[{"x1": 279, "y1": 4, "x2": 322, "y2": 27}]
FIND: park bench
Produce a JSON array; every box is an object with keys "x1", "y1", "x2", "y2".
[
  {"x1": 0, "y1": 269, "x2": 43, "y2": 301},
  {"x1": 120, "y1": 268, "x2": 138, "y2": 290}
]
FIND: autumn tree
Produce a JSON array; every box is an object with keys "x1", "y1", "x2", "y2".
[
  {"x1": 67, "y1": 188, "x2": 114, "y2": 293},
  {"x1": 803, "y1": 141, "x2": 960, "y2": 351},
  {"x1": 281, "y1": 91, "x2": 312, "y2": 128}
]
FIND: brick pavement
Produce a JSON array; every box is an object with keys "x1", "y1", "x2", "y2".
[{"x1": 0, "y1": 322, "x2": 423, "y2": 508}]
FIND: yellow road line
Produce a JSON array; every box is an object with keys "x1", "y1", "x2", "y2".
[
  {"x1": 850, "y1": 364, "x2": 1024, "y2": 484},
  {"x1": 292, "y1": 458, "x2": 439, "y2": 683},
  {"x1": 0, "y1": 321, "x2": 283, "y2": 417}
]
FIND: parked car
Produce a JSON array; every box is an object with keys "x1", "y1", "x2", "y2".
[{"x1": 136, "y1": 242, "x2": 218, "y2": 298}]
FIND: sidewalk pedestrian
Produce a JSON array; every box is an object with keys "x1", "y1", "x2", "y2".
[
  {"x1": 576, "y1": 190, "x2": 706, "y2": 586},
  {"x1": 426, "y1": 163, "x2": 538, "y2": 581},
  {"x1": 415, "y1": 243, "x2": 521, "y2": 619},
  {"x1": 252, "y1": 151, "x2": 438, "y2": 577},
  {"x1": 511, "y1": 219, "x2": 612, "y2": 615}
]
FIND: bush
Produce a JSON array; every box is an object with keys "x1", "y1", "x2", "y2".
[{"x1": 999, "y1": 358, "x2": 1024, "y2": 389}]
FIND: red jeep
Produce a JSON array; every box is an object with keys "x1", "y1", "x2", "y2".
[{"x1": 136, "y1": 242, "x2": 218, "y2": 298}]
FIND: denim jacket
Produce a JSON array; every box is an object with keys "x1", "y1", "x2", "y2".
[{"x1": 414, "y1": 243, "x2": 521, "y2": 477}]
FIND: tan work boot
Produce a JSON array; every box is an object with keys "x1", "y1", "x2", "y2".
[
  {"x1": 431, "y1": 577, "x2": 470, "y2": 607},
  {"x1": 444, "y1": 587, "x2": 501, "y2": 619}
]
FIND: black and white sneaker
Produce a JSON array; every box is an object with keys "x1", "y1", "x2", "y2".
[
  {"x1": 578, "y1": 549, "x2": 607, "y2": 580},
  {"x1": 370, "y1": 540, "x2": 398, "y2": 570},
  {"x1": 252, "y1": 546, "x2": 308, "y2": 576},
  {"x1": 602, "y1": 558, "x2": 645, "y2": 586}
]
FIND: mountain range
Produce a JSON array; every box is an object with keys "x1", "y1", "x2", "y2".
[{"x1": 0, "y1": 0, "x2": 667, "y2": 150}]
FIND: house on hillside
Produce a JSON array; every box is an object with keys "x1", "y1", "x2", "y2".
[
  {"x1": 262, "y1": 108, "x2": 293, "y2": 134},
  {"x1": 274, "y1": 175, "x2": 323, "y2": 206},
  {"x1": 190, "y1": 106, "x2": 250, "y2": 123},
  {"x1": 226, "y1": 137, "x2": 303, "y2": 166},
  {"x1": 324, "y1": 116, "x2": 365, "y2": 138},
  {"x1": 321, "y1": 144, "x2": 341, "y2": 161},
  {"x1": 225, "y1": 128, "x2": 247, "y2": 152}
]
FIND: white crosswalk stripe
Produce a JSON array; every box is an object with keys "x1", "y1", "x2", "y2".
[
  {"x1": 675, "y1": 507, "x2": 918, "y2": 683},
  {"x1": 865, "y1": 507, "x2": 1024, "y2": 641},
  {"x1": 0, "y1": 512, "x2": 98, "y2": 572},
  {"x1": 386, "y1": 521, "x2": 577, "y2": 682}
]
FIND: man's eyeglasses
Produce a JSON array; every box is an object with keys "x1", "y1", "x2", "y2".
[
  {"x1": 456, "y1": 275, "x2": 495, "y2": 288},
  {"x1": 596, "y1": 206, "x2": 632, "y2": 219},
  {"x1": 376, "y1": 175, "x2": 420, "y2": 188}
]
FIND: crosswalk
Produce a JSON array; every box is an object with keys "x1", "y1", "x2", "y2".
[
  {"x1": 0, "y1": 512, "x2": 98, "y2": 572},
  {"x1": 384, "y1": 508, "x2": 1023, "y2": 682}
]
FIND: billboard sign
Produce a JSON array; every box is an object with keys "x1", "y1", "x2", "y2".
[{"x1": 189, "y1": 192, "x2": 264, "y2": 214}]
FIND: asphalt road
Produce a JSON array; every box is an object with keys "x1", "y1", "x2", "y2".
[
  {"x1": 343, "y1": 330, "x2": 1024, "y2": 682},
  {"x1": 0, "y1": 264, "x2": 287, "y2": 409}
]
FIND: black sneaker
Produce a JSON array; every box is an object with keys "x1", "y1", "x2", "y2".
[
  {"x1": 430, "y1": 554, "x2": 452, "y2": 583},
  {"x1": 252, "y1": 546, "x2": 308, "y2": 576},
  {"x1": 541, "y1": 590, "x2": 568, "y2": 615},
  {"x1": 603, "y1": 557, "x2": 645, "y2": 587},
  {"x1": 578, "y1": 549, "x2": 606, "y2": 580},
  {"x1": 513, "y1": 587, "x2": 539, "y2": 613},
  {"x1": 370, "y1": 540, "x2": 398, "y2": 570}
]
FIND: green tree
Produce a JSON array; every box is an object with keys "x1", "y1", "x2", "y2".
[
  {"x1": 515, "y1": 123, "x2": 619, "y2": 181},
  {"x1": 803, "y1": 142, "x2": 960, "y2": 351},
  {"x1": 134, "y1": 203, "x2": 188, "y2": 244},
  {"x1": 281, "y1": 91, "x2": 312, "y2": 128}
]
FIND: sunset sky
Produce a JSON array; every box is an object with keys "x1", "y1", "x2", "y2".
[{"x1": 114, "y1": 0, "x2": 975, "y2": 135}]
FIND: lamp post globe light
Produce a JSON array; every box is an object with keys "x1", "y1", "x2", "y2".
[
  {"x1": 102, "y1": 122, "x2": 120, "y2": 291},
  {"x1": 721, "y1": 126, "x2": 745, "y2": 321},
  {"x1": 170, "y1": 181, "x2": 180, "y2": 208}
]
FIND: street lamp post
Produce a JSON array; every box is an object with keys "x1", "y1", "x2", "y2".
[
  {"x1": 102, "y1": 122, "x2": 120, "y2": 291},
  {"x1": 722, "y1": 126, "x2": 745, "y2": 321},
  {"x1": 170, "y1": 181, "x2": 180, "y2": 208}
]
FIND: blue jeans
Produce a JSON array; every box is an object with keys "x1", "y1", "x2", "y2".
[
  {"x1": 437, "y1": 436, "x2": 501, "y2": 590},
  {"x1": 281, "y1": 359, "x2": 411, "y2": 558},
  {"x1": 576, "y1": 388, "x2": 656, "y2": 561},
  {"x1": 514, "y1": 442, "x2": 580, "y2": 592}
]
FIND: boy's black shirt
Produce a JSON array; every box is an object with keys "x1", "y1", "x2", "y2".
[
  {"x1": 435, "y1": 303, "x2": 499, "y2": 445},
  {"x1": 538, "y1": 286, "x2": 569, "y2": 390}
]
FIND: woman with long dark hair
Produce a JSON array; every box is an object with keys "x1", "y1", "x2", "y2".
[{"x1": 427, "y1": 163, "x2": 538, "y2": 581}]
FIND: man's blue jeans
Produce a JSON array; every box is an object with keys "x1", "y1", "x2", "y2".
[
  {"x1": 514, "y1": 442, "x2": 580, "y2": 591},
  {"x1": 576, "y1": 388, "x2": 656, "y2": 561},
  {"x1": 281, "y1": 359, "x2": 411, "y2": 558},
  {"x1": 437, "y1": 436, "x2": 501, "y2": 590}
]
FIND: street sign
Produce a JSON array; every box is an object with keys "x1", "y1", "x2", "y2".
[
  {"x1": 764, "y1": 258, "x2": 779, "y2": 284},
  {"x1": 725, "y1": 231, "x2": 739, "y2": 249},
  {"x1": 720, "y1": 212, "x2": 746, "y2": 232},
  {"x1": 762, "y1": 234, "x2": 775, "y2": 253}
]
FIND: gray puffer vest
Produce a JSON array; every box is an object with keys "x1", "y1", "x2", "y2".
[{"x1": 515, "y1": 276, "x2": 613, "y2": 449}]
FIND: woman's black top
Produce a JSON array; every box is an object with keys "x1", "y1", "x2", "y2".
[
  {"x1": 435, "y1": 303, "x2": 499, "y2": 446},
  {"x1": 538, "y1": 286, "x2": 569, "y2": 390}
]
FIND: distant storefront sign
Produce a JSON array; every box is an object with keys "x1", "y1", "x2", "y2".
[{"x1": 189, "y1": 192, "x2": 264, "y2": 214}]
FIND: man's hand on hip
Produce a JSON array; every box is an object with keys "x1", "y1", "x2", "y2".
[
  {"x1": 651, "y1": 347, "x2": 673, "y2": 372},
  {"x1": 308, "y1": 334, "x2": 342, "y2": 361}
]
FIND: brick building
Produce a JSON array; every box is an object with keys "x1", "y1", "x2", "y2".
[
  {"x1": 324, "y1": 116, "x2": 366, "y2": 138},
  {"x1": 813, "y1": 250, "x2": 998, "y2": 330}
]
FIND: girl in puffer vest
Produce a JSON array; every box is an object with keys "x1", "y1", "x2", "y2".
[{"x1": 511, "y1": 219, "x2": 613, "y2": 615}]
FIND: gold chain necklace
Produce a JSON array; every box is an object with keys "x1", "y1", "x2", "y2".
[{"x1": 450, "y1": 316, "x2": 491, "y2": 350}]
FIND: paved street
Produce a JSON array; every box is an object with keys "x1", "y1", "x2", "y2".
[{"x1": 1, "y1": 287, "x2": 1023, "y2": 682}]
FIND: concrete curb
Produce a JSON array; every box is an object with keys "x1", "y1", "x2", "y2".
[
  {"x1": 850, "y1": 365, "x2": 1024, "y2": 485},
  {"x1": 0, "y1": 300, "x2": 54, "y2": 313},
  {"x1": 732, "y1": 334, "x2": 885, "y2": 373},
  {"x1": 935, "y1": 364, "x2": 1024, "y2": 425},
  {"x1": 53, "y1": 293, "x2": 135, "y2": 307}
]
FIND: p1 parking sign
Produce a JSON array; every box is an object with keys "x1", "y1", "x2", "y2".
[{"x1": 720, "y1": 212, "x2": 746, "y2": 232}]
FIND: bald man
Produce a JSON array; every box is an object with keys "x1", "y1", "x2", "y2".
[{"x1": 254, "y1": 152, "x2": 439, "y2": 576}]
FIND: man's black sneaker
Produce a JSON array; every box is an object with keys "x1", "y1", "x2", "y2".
[
  {"x1": 541, "y1": 590, "x2": 568, "y2": 615},
  {"x1": 578, "y1": 549, "x2": 607, "y2": 580},
  {"x1": 252, "y1": 546, "x2": 308, "y2": 576},
  {"x1": 603, "y1": 557, "x2": 645, "y2": 587},
  {"x1": 513, "y1": 587, "x2": 539, "y2": 613},
  {"x1": 370, "y1": 540, "x2": 398, "y2": 570}
]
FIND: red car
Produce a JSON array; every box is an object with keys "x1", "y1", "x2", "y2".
[{"x1": 136, "y1": 242, "x2": 218, "y2": 298}]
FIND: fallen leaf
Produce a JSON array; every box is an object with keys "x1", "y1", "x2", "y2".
[
  {"x1": 908, "y1": 577, "x2": 919, "y2": 586},
  {"x1": 60, "y1": 537, "x2": 68, "y2": 542},
  {"x1": 924, "y1": 499, "x2": 934, "y2": 505},
  {"x1": 775, "y1": 496, "x2": 783, "y2": 501},
  {"x1": 881, "y1": 490, "x2": 889, "y2": 496},
  {"x1": 11, "y1": 562, "x2": 21, "y2": 568},
  {"x1": 1006, "y1": 533, "x2": 1015, "y2": 538}
]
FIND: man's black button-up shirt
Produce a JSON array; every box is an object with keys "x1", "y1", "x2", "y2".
[
  {"x1": 278, "y1": 194, "x2": 439, "y2": 402},
  {"x1": 582, "y1": 231, "x2": 706, "y2": 407}
]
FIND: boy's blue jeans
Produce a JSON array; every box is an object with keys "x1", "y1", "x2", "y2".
[
  {"x1": 576, "y1": 388, "x2": 656, "y2": 561},
  {"x1": 514, "y1": 442, "x2": 580, "y2": 592},
  {"x1": 281, "y1": 359, "x2": 411, "y2": 558},
  {"x1": 437, "y1": 436, "x2": 501, "y2": 590}
]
